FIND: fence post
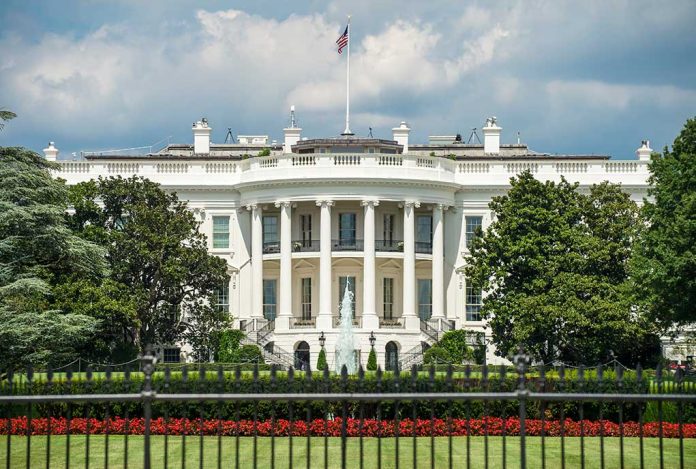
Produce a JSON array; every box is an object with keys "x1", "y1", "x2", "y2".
[
  {"x1": 141, "y1": 346, "x2": 157, "y2": 469},
  {"x1": 514, "y1": 347, "x2": 531, "y2": 469}
]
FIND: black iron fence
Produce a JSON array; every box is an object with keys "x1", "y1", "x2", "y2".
[{"x1": 2, "y1": 349, "x2": 696, "y2": 468}]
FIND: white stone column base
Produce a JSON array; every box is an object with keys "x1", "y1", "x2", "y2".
[
  {"x1": 316, "y1": 315, "x2": 333, "y2": 331},
  {"x1": 362, "y1": 314, "x2": 380, "y2": 330},
  {"x1": 404, "y1": 316, "x2": 421, "y2": 330}
]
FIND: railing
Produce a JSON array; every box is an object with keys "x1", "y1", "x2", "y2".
[
  {"x1": 3, "y1": 350, "x2": 696, "y2": 469},
  {"x1": 333, "y1": 315, "x2": 362, "y2": 328},
  {"x1": 415, "y1": 241, "x2": 433, "y2": 254},
  {"x1": 399, "y1": 342, "x2": 427, "y2": 369},
  {"x1": 292, "y1": 239, "x2": 320, "y2": 252},
  {"x1": 289, "y1": 317, "x2": 316, "y2": 329},
  {"x1": 420, "y1": 319, "x2": 439, "y2": 342},
  {"x1": 263, "y1": 241, "x2": 280, "y2": 254},
  {"x1": 379, "y1": 317, "x2": 404, "y2": 328},
  {"x1": 375, "y1": 239, "x2": 403, "y2": 252},
  {"x1": 256, "y1": 319, "x2": 275, "y2": 344},
  {"x1": 332, "y1": 239, "x2": 364, "y2": 251}
]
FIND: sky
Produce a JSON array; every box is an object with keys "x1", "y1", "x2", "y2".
[{"x1": 1, "y1": 0, "x2": 695, "y2": 159}]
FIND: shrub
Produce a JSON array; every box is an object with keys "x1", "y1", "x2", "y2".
[
  {"x1": 257, "y1": 148, "x2": 271, "y2": 157},
  {"x1": 317, "y1": 348, "x2": 327, "y2": 371},
  {"x1": 424, "y1": 346, "x2": 452, "y2": 365},
  {"x1": 216, "y1": 329, "x2": 246, "y2": 362},
  {"x1": 367, "y1": 348, "x2": 377, "y2": 371}
]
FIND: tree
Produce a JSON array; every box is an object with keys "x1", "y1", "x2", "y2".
[
  {"x1": 68, "y1": 176, "x2": 230, "y2": 352},
  {"x1": 633, "y1": 117, "x2": 696, "y2": 329},
  {"x1": 183, "y1": 301, "x2": 232, "y2": 362},
  {"x1": 0, "y1": 147, "x2": 106, "y2": 370},
  {"x1": 366, "y1": 348, "x2": 377, "y2": 371},
  {"x1": 423, "y1": 330, "x2": 475, "y2": 365},
  {"x1": 0, "y1": 108, "x2": 16, "y2": 130},
  {"x1": 465, "y1": 171, "x2": 654, "y2": 364},
  {"x1": 317, "y1": 348, "x2": 327, "y2": 371}
]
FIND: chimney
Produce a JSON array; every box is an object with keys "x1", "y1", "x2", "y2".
[
  {"x1": 392, "y1": 121, "x2": 411, "y2": 154},
  {"x1": 636, "y1": 140, "x2": 652, "y2": 161},
  {"x1": 43, "y1": 141, "x2": 59, "y2": 161},
  {"x1": 283, "y1": 105, "x2": 302, "y2": 153},
  {"x1": 192, "y1": 118, "x2": 212, "y2": 154},
  {"x1": 482, "y1": 117, "x2": 502, "y2": 154}
]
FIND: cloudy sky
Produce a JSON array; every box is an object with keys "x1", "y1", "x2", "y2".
[{"x1": 1, "y1": 0, "x2": 694, "y2": 159}]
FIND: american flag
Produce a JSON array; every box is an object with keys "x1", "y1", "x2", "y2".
[{"x1": 336, "y1": 25, "x2": 348, "y2": 54}]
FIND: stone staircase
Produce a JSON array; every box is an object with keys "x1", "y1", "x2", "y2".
[
  {"x1": 241, "y1": 318, "x2": 295, "y2": 369},
  {"x1": 399, "y1": 318, "x2": 455, "y2": 370}
]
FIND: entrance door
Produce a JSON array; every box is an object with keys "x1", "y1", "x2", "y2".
[{"x1": 294, "y1": 341, "x2": 310, "y2": 371}]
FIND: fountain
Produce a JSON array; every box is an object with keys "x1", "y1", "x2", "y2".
[{"x1": 335, "y1": 281, "x2": 357, "y2": 374}]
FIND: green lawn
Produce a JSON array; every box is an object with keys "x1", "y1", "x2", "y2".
[{"x1": 1, "y1": 435, "x2": 694, "y2": 468}]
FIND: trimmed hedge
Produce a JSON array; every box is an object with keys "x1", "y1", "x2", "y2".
[{"x1": 4, "y1": 370, "x2": 695, "y2": 424}]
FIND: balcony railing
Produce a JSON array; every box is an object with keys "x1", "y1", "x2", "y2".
[
  {"x1": 289, "y1": 317, "x2": 316, "y2": 329},
  {"x1": 375, "y1": 239, "x2": 403, "y2": 252},
  {"x1": 379, "y1": 317, "x2": 405, "y2": 328},
  {"x1": 332, "y1": 239, "x2": 364, "y2": 251},
  {"x1": 415, "y1": 241, "x2": 433, "y2": 254},
  {"x1": 292, "y1": 239, "x2": 320, "y2": 252},
  {"x1": 333, "y1": 315, "x2": 362, "y2": 328},
  {"x1": 263, "y1": 241, "x2": 280, "y2": 254}
]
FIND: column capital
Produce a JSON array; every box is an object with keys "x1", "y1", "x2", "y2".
[
  {"x1": 316, "y1": 199, "x2": 335, "y2": 207},
  {"x1": 245, "y1": 203, "x2": 258, "y2": 211},
  {"x1": 433, "y1": 203, "x2": 451, "y2": 211},
  {"x1": 361, "y1": 199, "x2": 380, "y2": 207},
  {"x1": 401, "y1": 200, "x2": 420, "y2": 209},
  {"x1": 275, "y1": 200, "x2": 293, "y2": 209}
]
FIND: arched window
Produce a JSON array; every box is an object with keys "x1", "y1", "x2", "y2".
[
  {"x1": 385, "y1": 341, "x2": 399, "y2": 371},
  {"x1": 294, "y1": 341, "x2": 310, "y2": 371}
]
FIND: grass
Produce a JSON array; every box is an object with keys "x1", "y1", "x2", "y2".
[{"x1": 1, "y1": 435, "x2": 695, "y2": 468}]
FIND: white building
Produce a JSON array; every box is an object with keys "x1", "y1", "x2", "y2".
[{"x1": 46, "y1": 112, "x2": 654, "y2": 369}]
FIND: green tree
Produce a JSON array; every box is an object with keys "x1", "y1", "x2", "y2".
[
  {"x1": 317, "y1": 348, "x2": 327, "y2": 371},
  {"x1": 0, "y1": 147, "x2": 106, "y2": 370},
  {"x1": 465, "y1": 171, "x2": 653, "y2": 364},
  {"x1": 0, "y1": 108, "x2": 16, "y2": 130},
  {"x1": 366, "y1": 348, "x2": 377, "y2": 371},
  {"x1": 68, "y1": 176, "x2": 229, "y2": 352},
  {"x1": 633, "y1": 118, "x2": 696, "y2": 329}
]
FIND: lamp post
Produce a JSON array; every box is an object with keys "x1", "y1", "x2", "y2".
[
  {"x1": 319, "y1": 331, "x2": 326, "y2": 349},
  {"x1": 369, "y1": 331, "x2": 376, "y2": 349}
]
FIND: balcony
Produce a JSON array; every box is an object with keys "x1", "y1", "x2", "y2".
[
  {"x1": 333, "y1": 315, "x2": 362, "y2": 328},
  {"x1": 376, "y1": 239, "x2": 403, "y2": 252},
  {"x1": 263, "y1": 241, "x2": 280, "y2": 254},
  {"x1": 292, "y1": 239, "x2": 320, "y2": 252},
  {"x1": 289, "y1": 317, "x2": 316, "y2": 329},
  {"x1": 332, "y1": 239, "x2": 364, "y2": 252},
  {"x1": 379, "y1": 317, "x2": 405, "y2": 329},
  {"x1": 415, "y1": 241, "x2": 432, "y2": 254}
]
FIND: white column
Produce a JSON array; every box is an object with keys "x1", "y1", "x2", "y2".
[
  {"x1": 276, "y1": 201, "x2": 292, "y2": 328},
  {"x1": 402, "y1": 201, "x2": 419, "y2": 327},
  {"x1": 362, "y1": 200, "x2": 379, "y2": 329},
  {"x1": 249, "y1": 204, "x2": 263, "y2": 320},
  {"x1": 317, "y1": 200, "x2": 334, "y2": 330},
  {"x1": 431, "y1": 204, "x2": 445, "y2": 319}
]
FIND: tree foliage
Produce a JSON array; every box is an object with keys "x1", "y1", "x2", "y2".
[
  {"x1": 317, "y1": 348, "x2": 327, "y2": 371},
  {"x1": 465, "y1": 171, "x2": 655, "y2": 365},
  {"x1": 0, "y1": 108, "x2": 16, "y2": 130},
  {"x1": 423, "y1": 330, "x2": 477, "y2": 365},
  {"x1": 366, "y1": 348, "x2": 377, "y2": 371},
  {"x1": 67, "y1": 176, "x2": 229, "y2": 352},
  {"x1": 633, "y1": 117, "x2": 696, "y2": 329},
  {"x1": 0, "y1": 147, "x2": 106, "y2": 370}
]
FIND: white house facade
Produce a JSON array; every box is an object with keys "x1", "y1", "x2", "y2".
[{"x1": 45, "y1": 112, "x2": 656, "y2": 370}]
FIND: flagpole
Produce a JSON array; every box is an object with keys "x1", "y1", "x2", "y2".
[{"x1": 343, "y1": 15, "x2": 352, "y2": 135}]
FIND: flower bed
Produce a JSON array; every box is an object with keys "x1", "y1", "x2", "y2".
[{"x1": 3, "y1": 417, "x2": 695, "y2": 438}]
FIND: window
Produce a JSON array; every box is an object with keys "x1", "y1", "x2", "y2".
[
  {"x1": 416, "y1": 215, "x2": 433, "y2": 245},
  {"x1": 301, "y1": 277, "x2": 312, "y2": 320},
  {"x1": 466, "y1": 284, "x2": 483, "y2": 321},
  {"x1": 418, "y1": 279, "x2": 432, "y2": 320},
  {"x1": 215, "y1": 282, "x2": 229, "y2": 313},
  {"x1": 263, "y1": 279, "x2": 277, "y2": 320},
  {"x1": 338, "y1": 276, "x2": 356, "y2": 317},
  {"x1": 163, "y1": 347, "x2": 181, "y2": 363},
  {"x1": 263, "y1": 216, "x2": 278, "y2": 245},
  {"x1": 300, "y1": 214, "x2": 312, "y2": 247},
  {"x1": 383, "y1": 278, "x2": 394, "y2": 319},
  {"x1": 385, "y1": 342, "x2": 399, "y2": 372},
  {"x1": 212, "y1": 216, "x2": 230, "y2": 249},
  {"x1": 383, "y1": 214, "x2": 395, "y2": 245},
  {"x1": 339, "y1": 213, "x2": 357, "y2": 246},
  {"x1": 465, "y1": 216, "x2": 483, "y2": 250}
]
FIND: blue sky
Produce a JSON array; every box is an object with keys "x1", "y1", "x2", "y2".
[{"x1": 1, "y1": 0, "x2": 694, "y2": 159}]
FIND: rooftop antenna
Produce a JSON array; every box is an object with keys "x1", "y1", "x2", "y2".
[
  {"x1": 517, "y1": 131, "x2": 521, "y2": 145},
  {"x1": 224, "y1": 128, "x2": 236, "y2": 144},
  {"x1": 368, "y1": 127, "x2": 373, "y2": 138},
  {"x1": 467, "y1": 127, "x2": 481, "y2": 144}
]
